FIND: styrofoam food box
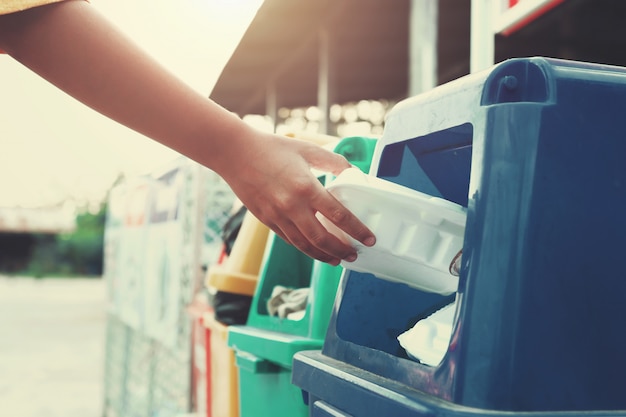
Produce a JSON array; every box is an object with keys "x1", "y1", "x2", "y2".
[
  {"x1": 397, "y1": 298, "x2": 457, "y2": 366},
  {"x1": 319, "y1": 168, "x2": 466, "y2": 295}
]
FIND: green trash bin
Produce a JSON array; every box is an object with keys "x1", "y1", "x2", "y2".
[
  {"x1": 227, "y1": 137, "x2": 377, "y2": 417},
  {"x1": 332, "y1": 135, "x2": 378, "y2": 174}
]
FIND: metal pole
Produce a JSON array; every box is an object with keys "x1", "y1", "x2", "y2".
[
  {"x1": 471, "y1": 0, "x2": 495, "y2": 73},
  {"x1": 318, "y1": 27, "x2": 335, "y2": 135},
  {"x1": 265, "y1": 83, "x2": 278, "y2": 133},
  {"x1": 409, "y1": 0, "x2": 438, "y2": 96}
]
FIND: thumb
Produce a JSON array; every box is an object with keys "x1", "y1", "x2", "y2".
[{"x1": 303, "y1": 145, "x2": 352, "y2": 176}]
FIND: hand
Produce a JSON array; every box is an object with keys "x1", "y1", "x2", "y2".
[
  {"x1": 0, "y1": 2, "x2": 376, "y2": 265},
  {"x1": 216, "y1": 131, "x2": 376, "y2": 265}
]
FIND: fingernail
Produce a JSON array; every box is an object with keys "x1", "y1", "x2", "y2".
[
  {"x1": 363, "y1": 236, "x2": 376, "y2": 247},
  {"x1": 345, "y1": 253, "x2": 357, "y2": 263}
]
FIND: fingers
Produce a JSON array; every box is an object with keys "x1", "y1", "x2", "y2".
[
  {"x1": 272, "y1": 219, "x2": 344, "y2": 266},
  {"x1": 227, "y1": 134, "x2": 376, "y2": 265},
  {"x1": 311, "y1": 186, "x2": 376, "y2": 248},
  {"x1": 270, "y1": 181, "x2": 374, "y2": 265},
  {"x1": 301, "y1": 144, "x2": 353, "y2": 177},
  {"x1": 288, "y1": 141, "x2": 377, "y2": 251},
  {"x1": 258, "y1": 197, "x2": 357, "y2": 265}
]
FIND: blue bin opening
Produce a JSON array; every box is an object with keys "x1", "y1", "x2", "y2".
[
  {"x1": 378, "y1": 123, "x2": 473, "y2": 207},
  {"x1": 333, "y1": 123, "x2": 472, "y2": 359},
  {"x1": 335, "y1": 273, "x2": 454, "y2": 358}
]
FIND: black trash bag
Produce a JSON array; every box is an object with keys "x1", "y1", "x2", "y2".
[
  {"x1": 221, "y1": 205, "x2": 247, "y2": 256},
  {"x1": 212, "y1": 204, "x2": 252, "y2": 325},
  {"x1": 213, "y1": 291, "x2": 252, "y2": 325}
]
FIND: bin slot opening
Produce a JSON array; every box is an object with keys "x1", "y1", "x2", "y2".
[
  {"x1": 255, "y1": 236, "x2": 313, "y2": 317},
  {"x1": 333, "y1": 123, "x2": 471, "y2": 359},
  {"x1": 397, "y1": 297, "x2": 457, "y2": 366},
  {"x1": 377, "y1": 123, "x2": 473, "y2": 207},
  {"x1": 335, "y1": 272, "x2": 454, "y2": 357}
]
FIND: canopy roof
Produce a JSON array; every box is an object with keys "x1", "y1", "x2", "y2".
[
  {"x1": 209, "y1": 0, "x2": 415, "y2": 115},
  {"x1": 210, "y1": 0, "x2": 626, "y2": 117}
]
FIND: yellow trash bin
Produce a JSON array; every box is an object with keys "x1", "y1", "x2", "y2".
[
  {"x1": 202, "y1": 209, "x2": 270, "y2": 417},
  {"x1": 206, "y1": 210, "x2": 269, "y2": 296}
]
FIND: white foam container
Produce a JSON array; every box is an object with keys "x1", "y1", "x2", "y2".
[
  {"x1": 320, "y1": 168, "x2": 466, "y2": 295},
  {"x1": 397, "y1": 299, "x2": 457, "y2": 366}
]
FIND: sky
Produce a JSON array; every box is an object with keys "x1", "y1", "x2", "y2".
[{"x1": 0, "y1": 0, "x2": 263, "y2": 210}]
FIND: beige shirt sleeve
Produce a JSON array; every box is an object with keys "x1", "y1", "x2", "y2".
[{"x1": 0, "y1": 0, "x2": 83, "y2": 15}]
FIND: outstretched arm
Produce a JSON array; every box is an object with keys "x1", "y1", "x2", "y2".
[{"x1": 0, "y1": 0, "x2": 375, "y2": 265}]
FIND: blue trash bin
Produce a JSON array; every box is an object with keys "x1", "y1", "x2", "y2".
[{"x1": 292, "y1": 57, "x2": 626, "y2": 416}]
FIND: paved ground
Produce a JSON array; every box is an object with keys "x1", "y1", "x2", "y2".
[{"x1": 0, "y1": 276, "x2": 107, "y2": 417}]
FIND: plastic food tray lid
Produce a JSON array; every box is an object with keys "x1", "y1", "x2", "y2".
[{"x1": 320, "y1": 168, "x2": 466, "y2": 295}]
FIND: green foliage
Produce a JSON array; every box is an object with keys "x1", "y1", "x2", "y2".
[{"x1": 26, "y1": 204, "x2": 106, "y2": 278}]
